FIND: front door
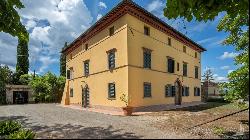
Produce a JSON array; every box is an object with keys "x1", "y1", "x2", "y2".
[
  {"x1": 174, "y1": 79, "x2": 182, "y2": 105},
  {"x1": 82, "y1": 86, "x2": 89, "y2": 108}
]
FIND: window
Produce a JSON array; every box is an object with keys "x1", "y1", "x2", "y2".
[
  {"x1": 168, "y1": 37, "x2": 171, "y2": 46},
  {"x1": 67, "y1": 70, "x2": 70, "y2": 79},
  {"x1": 167, "y1": 57, "x2": 175, "y2": 73},
  {"x1": 108, "y1": 83, "x2": 116, "y2": 98},
  {"x1": 183, "y1": 46, "x2": 186, "y2": 53},
  {"x1": 143, "y1": 82, "x2": 151, "y2": 97},
  {"x1": 183, "y1": 62, "x2": 187, "y2": 76},
  {"x1": 109, "y1": 26, "x2": 114, "y2": 36},
  {"x1": 85, "y1": 44, "x2": 88, "y2": 50},
  {"x1": 177, "y1": 62, "x2": 179, "y2": 71},
  {"x1": 143, "y1": 50, "x2": 151, "y2": 69},
  {"x1": 144, "y1": 26, "x2": 150, "y2": 36},
  {"x1": 171, "y1": 86, "x2": 176, "y2": 96},
  {"x1": 70, "y1": 53, "x2": 73, "y2": 59},
  {"x1": 195, "y1": 52, "x2": 197, "y2": 58},
  {"x1": 182, "y1": 86, "x2": 189, "y2": 96},
  {"x1": 84, "y1": 60, "x2": 89, "y2": 76},
  {"x1": 70, "y1": 88, "x2": 73, "y2": 97},
  {"x1": 194, "y1": 87, "x2": 200, "y2": 96},
  {"x1": 108, "y1": 51, "x2": 115, "y2": 69},
  {"x1": 67, "y1": 68, "x2": 73, "y2": 79},
  {"x1": 165, "y1": 85, "x2": 175, "y2": 97},
  {"x1": 195, "y1": 66, "x2": 199, "y2": 79}
]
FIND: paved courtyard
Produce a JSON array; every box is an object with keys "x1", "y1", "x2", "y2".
[{"x1": 0, "y1": 104, "x2": 186, "y2": 139}]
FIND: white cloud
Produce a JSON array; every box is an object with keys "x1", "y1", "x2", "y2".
[
  {"x1": 0, "y1": 0, "x2": 93, "y2": 74},
  {"x1": 26, "y1": 19, "x2": 37, "y2": 30},
  {"x1": 98, "y1": 1, "x2": 107, "y2": 9},
  {"x1": 220, "y1": 66, "x2": 230, "y2": 70},
  {"x1": 213, "y1": 73, "x2": 228, "y2": 83},
  {"x1": 218, "y1": 52, "x2": 239, "y2": 60},
  {"x1": 147, "y1": 0, "x2": 163, "y2": 12},
  {"x1": 197, "y1": 37, "x2": 217, "y2": 44},
  {"x1": 97, "y1": 14, "x2": 103, "y2": 21}
]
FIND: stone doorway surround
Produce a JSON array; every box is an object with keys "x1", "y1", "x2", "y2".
[{"x1": 5, "y1": 85, "x2": 34, "y2": 104}]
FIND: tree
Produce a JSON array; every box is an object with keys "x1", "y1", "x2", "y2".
[
  {"x1": 27, "y1": 72, "x2": 65, "y2": 103},
  {"x1": 16, "y1": 38, "x2": 29, "y2": 83},
  {"x1": 0, "y1": 0, "x2": 29, "y2": 42},
  {"x1": 60, "y1": 42, "x2": 67, "y2": 77},
  {"x1": 202, "y1": 68, "x2": 214, "y2": 102},
  {"x1": 164, "y1": 0, "x2": 249, "y2": 102},
  {"x1": 0, "y1": 65, "x2": 13, "y2": 104}
]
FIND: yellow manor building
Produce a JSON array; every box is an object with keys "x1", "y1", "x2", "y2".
[{"x1": 61, "y1": 0, "x2": 206, "y2": 112}]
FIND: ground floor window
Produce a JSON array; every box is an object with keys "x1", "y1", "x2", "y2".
[
  {"x1": 70, "y1": 88, "x2": 73, "y2": 97},
  {"x1": 194, "y1": 87, "x2": 201, "y2": 96},
  {"x1": 108, "y1": 83, "x2": 116, "y2": 99}
]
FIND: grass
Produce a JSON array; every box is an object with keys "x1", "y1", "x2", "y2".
[{"x1": 212, "y1": 126, "x2": 225, "y2": 135}]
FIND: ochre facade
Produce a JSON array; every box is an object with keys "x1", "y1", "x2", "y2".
[{"x1": 61, "y1": 1, "x2": 205, "y2": 111}]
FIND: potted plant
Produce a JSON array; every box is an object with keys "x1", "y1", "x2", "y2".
[{"x1": 120, "y1": 94, "x2": 133, "y2": 116}]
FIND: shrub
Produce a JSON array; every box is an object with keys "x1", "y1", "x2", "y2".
[
  {"x1": 0, "y1": 120, "x2": 21, "y2": 136},
  {"x1": 6, "y1": 129, "x2": 35, "y2": 139}
]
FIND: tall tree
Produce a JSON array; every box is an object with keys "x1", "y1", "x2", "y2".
[
  {"x1": 202, "y1": 68, "x2": 214, "y2": 83},
  {"x1": 60, "y1": 42, "x2": 67, "y2": 77},
  {"x1": 0, "y1": 0, "x2": 28, "y2": 42},
  {"x1": 202, "y1": 68, "x2": 214, "y2": 102},
  {"x1": 164, "y1": 0, "x2": 249, "y2": 102},
  {"x1": 16, "y1": 38, "x2": 29, "y2": 83}
]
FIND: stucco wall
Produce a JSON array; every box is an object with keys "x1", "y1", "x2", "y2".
[
  {"x1": 126, "y1": 14, "x2": 201, "y2": 107},
  {"x1": 62, "y1": 15, "x2": 129, "y2": 107}
]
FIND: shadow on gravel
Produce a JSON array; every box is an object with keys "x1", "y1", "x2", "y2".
[{"x1": 0, "y1": 116, "x2": 142, "y2": 139}]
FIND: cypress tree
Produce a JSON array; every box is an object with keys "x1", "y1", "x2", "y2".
[
  {"x1": 60, "y1": 42, "x2": 67, "y2": 77},
  {"x1": 16, "y1": 38, "x2": 29, "y2": 83}
]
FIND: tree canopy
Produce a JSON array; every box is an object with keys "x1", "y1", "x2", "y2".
[
  {"x1": 164, "y1": 0, "x2": 249, "y2": 102},
  {"x1": 0, "y1": 0, "x2": 29, "y2": 42}
]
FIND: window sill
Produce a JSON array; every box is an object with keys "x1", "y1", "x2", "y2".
[
  {"x1": 107, "y1": 98, "x2": 116, "y2": 100},
  {"x1": 143, "y1": 96, "x2": 152, "y2": 98}
]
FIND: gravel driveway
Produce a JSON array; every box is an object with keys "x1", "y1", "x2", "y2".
[{"x1": 0, "y1": 104, "x2": 185, "y2": 139}]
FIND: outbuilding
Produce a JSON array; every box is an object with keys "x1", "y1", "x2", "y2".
[{"x1": 5, "y1": 85, "x2": 34, "y2": 104}]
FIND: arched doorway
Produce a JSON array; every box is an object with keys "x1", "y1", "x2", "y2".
[
  {"x1": 174, "y1": 78, "x2": 182, "y2": 105},
  {"x1": 82, "y1": 85, "x2": 90, "y2": 108}
]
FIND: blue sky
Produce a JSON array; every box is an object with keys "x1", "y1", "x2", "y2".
[{"x1": 0, "y1": 0, "x2": 239, "y2": 82}]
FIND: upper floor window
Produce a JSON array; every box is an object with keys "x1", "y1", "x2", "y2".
[
  {"x1": 70, "y1": 88, "x2": 73, "y2": 97},
  {"x1": 183, "y1": 46, "x2": 186, "y2": 53},
  {"x1": 85, "y1": 44, "x2": 88, "y2": 50},
  {"x1": 143, "y1": 82, "x2": 152, "y2": 98},
  {"x1": 194, "y1": 87, "x2": 200, "y2": 96},
  {"x1": 177, "y1": 62, "x2": 179, "y2": 71},
  {"x1": 167, "y1": 57, "x2": 175, "y2": 73},
  {"x1": 182, "y1": 86, "x2": 189, "y2": 96},
  {"x1": 168, "y1": 37, "x2": 171, "y2": 46},
  {"x1": 67, "y1": 68, "x2": 73, "y2": 79},
  {"x1": 143, "y1": 48, "x2": 152, "y2": 69},
  {"x1": 84, "y1": 60, "x2": 90, "y2": 76},
  {"x1": 195, "y1": 66, "x2": 199, "y2": 79},
  {"x1": 107, "y1": 49, "x2": 116, "y2": 70},
  {"x1": 108, "y1": 83, "x2": 116, "y2": 99},
  {"x1": 195, "y1": 52, "x2": 197, "y2": 58},
  {"x1": 109, "y1": 26, "x2": 114, "y2": 36},
  {"x1": 183, "y1": 62, "x2": 187, "y2": 77},
  {"x1": 70, "y1": 53, "x2": 73, "y2": 59},
  {"x1": 144, "y1": 26, "x2": 150, "y2": 36}
]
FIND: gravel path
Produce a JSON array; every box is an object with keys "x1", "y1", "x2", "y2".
[{"x1": 0, "y1": 104, "x2": 185, "y2": 139}]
